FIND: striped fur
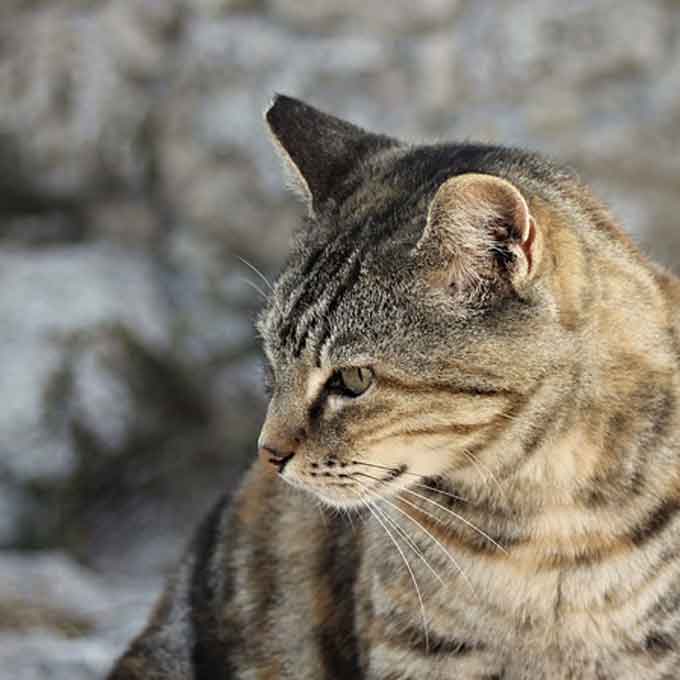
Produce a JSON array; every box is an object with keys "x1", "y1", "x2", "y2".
[{"x1": 110, "y1": 96, "x2": 680, "y2": 679}]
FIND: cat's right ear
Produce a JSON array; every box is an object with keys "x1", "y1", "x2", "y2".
[
  {"x1": 264, "y1": 94, "x2": 396, "y2": 215},
  {"x1": 416, "y1": 173, "x2": 544, "y2": 299}
]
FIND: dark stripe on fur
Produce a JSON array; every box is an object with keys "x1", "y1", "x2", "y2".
[
  {"x1": 297, "y1": 245, "x2": 364, "y2": 358},
  {"x1": 285, "y1": 218, "x2": 368, "y2": 355},
  {"x1": 643, "y1": 631, "x2": 675, "y2": 658},
  {"x1": 318, "y1": 513, "x2": 362, "y2": 679},
  {"x1": 378, "y1": 373, "x2": 511, "y2": 397},
  {"x1": 313, "y1": 250, "x2": 365, "y2": 361},
  {"x1": 190, "y1": 494, "x2": 236, "y2": 680},
  {"x1": 630, "y1": 498, "x2": 680, "y2": 547},
  {"x1": 390, "y1": 623, "x2": 485, "y2": 657},
  {"x1": 506, "y1": 373, "x2": 575, "y2": 480}
]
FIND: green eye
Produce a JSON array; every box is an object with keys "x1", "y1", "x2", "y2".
[{"x1": 329, "y1": 367, "x2": 374, "y2": 398}]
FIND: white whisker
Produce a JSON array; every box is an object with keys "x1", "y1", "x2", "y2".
[
  {"x1": 239, "y1": 277, "x2": 269, "y2": 302},
  {"x1": 458, "y1": 447, "x2": 491, "y2": 487},
  {"x1": 350, "y1": 459, "x2": 427, "y2": 478},
  {"x1": 354, "y1": 480, "x2": 445, "y2": 588},
  {"x1": 378, "y1": 497, "x2": 474, "y2": 594},
  {"x1": 351, "y1": 460, "x2": 467, "y2": 500},
  {"x1": 399, "y1": 487, "x2": 508, "y2": 555},
  {"x1": 342, "y1": 505, "x2": 357, "y2": 534},
  {"x1": 358, "y1": 482, "x2": 475, "y2": 594},
  {"x1": 314, "y1": 499, "x2": 329, "y2": 529},
  {"x1": 234, "y1": 254, "x2": 275, "y2": 293},
  {"x1": 412, "y1": 482, "x2": 468, "y2": 503},
  {"x1": 461, "y1": 447, "x2": 508, "y2": 503},
  {"x1": 355, "y1": 491, "x2": 430, "y2": 653}
]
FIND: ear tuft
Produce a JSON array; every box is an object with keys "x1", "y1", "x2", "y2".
[
  {"x1": 418, "y1": 173, "x2": 542, "y2": 297},
  {"x1": 264, "y1": 94, "x2": 396, "y2": 214}
]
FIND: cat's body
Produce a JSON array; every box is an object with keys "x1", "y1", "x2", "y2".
[{"x1": 110, "y1": 96, "x2": 680, "y2": 679}]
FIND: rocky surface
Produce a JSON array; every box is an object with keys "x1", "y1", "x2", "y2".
[
  {"x1": 3, "y1": 1, "x2": 680, "y2": 677},
  {"x1": 0, "y1": 551, "x2": 158, "y2": 679}
]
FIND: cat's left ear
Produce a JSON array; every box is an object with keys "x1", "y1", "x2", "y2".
[
  {"x1": 417, "y1": 173, "x2": 543, "y2": 296},
  {"x1": 264, "y1": 94, "x2": 397, "y2": 215}
]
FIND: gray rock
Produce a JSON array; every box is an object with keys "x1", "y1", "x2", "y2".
[
  {"x1": 0, "y1": 551, "x2": 115, "y2": 624},
  {"x1": 0, "y1": 552, "x2": 158, "y2": 680},
  {"x1": 0, "y1": 635, "x2": 114, "y2": 680},
  {"x1": 0, "y1": 246, "x2": 170, "y2": 485},
  {"x1": 268, "y1": 0, "x2": 462, "y2": 33},
  {"x1": 0, "y1": 1, "x2": 180, "y2": 201}
]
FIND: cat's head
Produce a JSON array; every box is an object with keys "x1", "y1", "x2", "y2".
[{"x1": 255, "y1": 95, "x2": 587, "y2": 508}]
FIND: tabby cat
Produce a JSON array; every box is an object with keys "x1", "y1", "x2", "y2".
[{"x1": 109, "y1": 95, "x2": 680, "y2": 679}]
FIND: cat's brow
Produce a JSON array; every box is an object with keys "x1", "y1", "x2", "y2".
[{"x1": 305, "y1": 369, "x2": 329, "y2": 402}]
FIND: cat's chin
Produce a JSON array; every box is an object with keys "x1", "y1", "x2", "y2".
[
  {"x1": 286, "y1": 479, "x2": 373, "y2": 510},
  {"x1": 312, "y1": 491, "x2": 367, "y2": 511}
]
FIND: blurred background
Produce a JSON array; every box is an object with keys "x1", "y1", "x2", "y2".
[{"x1": 2, "y1": 0, "x2": 680, "y2": 677}]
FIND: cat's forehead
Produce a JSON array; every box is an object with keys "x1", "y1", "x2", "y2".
[
  {"x1": 259, "y1": 231, "x2": 449, "y2": 375},
  {"x1": 262, "y1": 255, "x2": 395, "y2": 358}
]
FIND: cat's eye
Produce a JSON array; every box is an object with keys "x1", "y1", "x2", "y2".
[{"x1": 328, "y1": 367, "x2": 374, "y2": 398}]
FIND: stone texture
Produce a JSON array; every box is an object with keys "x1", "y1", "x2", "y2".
[
  {"x1": 0, "y1": 246, "x2": 169, "y2": 485},
  {"x1": 3, "y1": 1, "x2": 680, "y2": 677},
  {"x1": 0, "y1": 552, "x2": 157, "y2": 680}
]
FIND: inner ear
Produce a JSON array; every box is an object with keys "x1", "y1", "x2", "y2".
[{"x1": 418, "y1": 173, "x2": 542, "y2": 295}]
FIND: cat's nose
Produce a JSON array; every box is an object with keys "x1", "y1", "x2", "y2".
[
  {"x1": 257, "y1": 425, "x2": 304, "y2": 473},
  {"x1": 258, "y1": 444, "x2": 295, "y2": 473}
]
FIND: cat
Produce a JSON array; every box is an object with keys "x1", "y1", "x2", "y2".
[{"x1": 108, "y1": 94, "x2": 680, "y2": 679}]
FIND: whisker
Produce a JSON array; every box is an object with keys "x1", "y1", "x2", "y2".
[
  {"x1": 234, "y1": 254, "x2": 275, "y2": 293},
  {"x1": 364, "y1": 440, "x2": 505, "y2": 504},
  {"x1": 314, "y1": 498, "x2": 329, "y2": 529},
  {"x1": 394, "y1": 492, "x2": 492, "y2": 547},
  {"x1": 461, "y1": 447, "x2": 508, "y2": 503},
  {"x1": 239, "y1": 277, "x2": 270, "y2": 302},
  {"x1": 414, "y1": 439, "x2": 507, "y2": 498},
  {"x1": 389, "y1": 493, "x2": 485, "y2": 592},
  {"x1": 357, "y1": 481, "x2": 474, "y2": 594},
  {"x1": 233, "y1": 255, "x2": 287, "y2": 316},
  {"x1": 413, "y1": 483, "x2": 468, "y2": 502},
  {"x1": 353, "y1": 471, "x2": 479, "y2": 589},
  {"x1": 350, "y1": 459, "x2": 424, "y2": 477},
  {"x1": 354, "y1": 470, "x2": 388, "y2": 484},
  {"x1": 458, "y1": 447, "x2": 491, "y2": 488},
  {"x1": 353, "y1": 480, "x2": 445, "y2": 588},
  {"x1": 399, "y1": 487, "x2": 508, "y2": 555},
  {"x1": 342, "y1": 505, "x2": 357, "y2": 534},
  {"x1": 351, "y1": 460, "x2": 468, "y2": 502},
  {"x1": 351, "y1": 460, "x2": 457, "y2": 485},
  {"x1": 355, "y1": 491, "x2": 430, "y2": 653},
  {"x1": 354, "y1": 470, "x2": 466, "y2": 504},
  {"x1": 378, "y1": 511, "x2": 445, "y2": 587}
]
